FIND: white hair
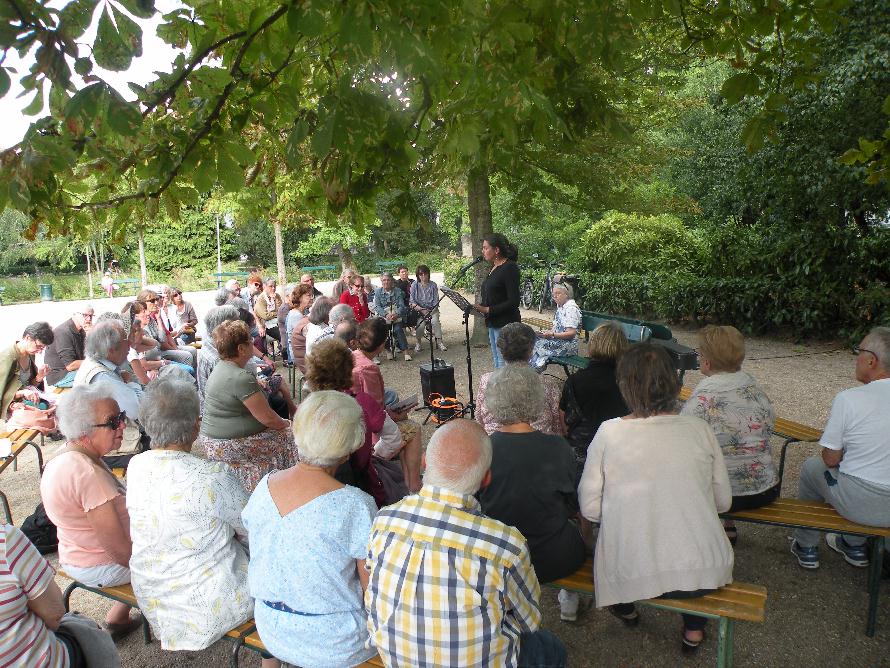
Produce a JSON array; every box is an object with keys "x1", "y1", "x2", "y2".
[
  {"x1": 423, "y1": 419, "x2": 492, "y2": 495},
  {"x1": 293, "y1": 391, "x2": 365, "y2": 467},
  {"x1": 553, "y1": 282, "x2": 573, "y2": 299},
  {"x1": 85, "y1": 320, "x2": 127, "y2": 360},
  {"x1": 328, "y1": 303, "x2": 355, "y2": 326},
  {"x1": 57, "y1": 384, "x2": 118, "y2": 441},
  {"x1": 485, "y1": 365, "x2": 545, "y2": 425},
  {"x1": 864, "y1": 326, "x2": 890, "y2": 371},
  {"x1": 139, "y1": 375, "x2": 200, "y2": 448},
  {"x1": 204, "y1": 304, "x2": 239, "y2": 334}
]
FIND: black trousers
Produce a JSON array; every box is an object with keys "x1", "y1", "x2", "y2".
[{"x1": 612, "y1": 588, "x2": 716, "y2": 631}]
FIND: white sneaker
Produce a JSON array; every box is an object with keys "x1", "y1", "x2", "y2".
[
  {"x1": 414, "y1": 342, "x2": 422, "y2": 352},
  {"x1": 437, "y1": 340, "x2": 447, "y2": 352},
  {"x1": 404, "y1": 352, "x2": 413, "y2": 362},
  {"x1": 558, "y1": 589, "x2": 580, "y2": 622}
]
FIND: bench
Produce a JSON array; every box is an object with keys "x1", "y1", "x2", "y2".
[
  {"x1": 375, "y1": 260, "x2": 405, "y2": 274},
  {"x1": 213, "y1": 271, "x2": 250, "y2": 289},
  {"x1": 547, "y1": 558, "x2": 766, "y2": 668},
  {"x1": 97, "y1": 277, "x2": 140, "y2": 295},
  {"x1": 235, "y1": 628, "x2": 385, "y2": 667},
  {"x1": 0, "y1": 428, "x2": 45, "y2": 522},
  {"x1": 300, "y1": 264, "x2": 338, "y2": 279}
]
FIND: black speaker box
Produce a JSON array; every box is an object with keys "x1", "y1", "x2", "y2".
[{"x1": 420, "y1": 361, "x2": 456, "y2": 406}]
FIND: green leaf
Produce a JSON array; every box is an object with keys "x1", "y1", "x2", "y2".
[
  {"x1": 105, "y1": 95, "x2": 142, "y2": 136},
  {"x1": 311, "y1": 111, "x2": 336, "y2": 158},
  {"x1": 193, "y1": 153, "x2": 216, "y2": 193},
  {"x1": 741, "y1": 115, "x2": 767, "y2": 153},
  {"x1": 74, "y1": 58, "x2": 93, "y2": 76},
  {"x1": 216, "y1": 150, "x2": 243, "y2": 192},
  {"x1": 8, "y1": 177, "x2": 30, "y2": 209},
  {"x1": 225, "y1": 142, "x2": 256, "y2": 167},
  {"x1": 285, "y1": 120, "x2": 309, "y2": 168},
  {"x1": 59, "y1": 0, "x2": 99, "y2": 39},
  {"x1": 882, "y1": 95, "x2": 890, "y2": 116},
  {"x1": 94, "y1": 5, "x2": 142, "y2": 71},
  {"x1": 22, "y1": 89, "x2": 43, "y2": 116},
  {"x1": 177, "y1": 186, "x2": 200, "y2": 205},
  {"x1": 0, "y1": 68, "x2": 9, "y2": 98},
  {"x1": 115, "y1": 0, "x2": 156, "y2": 20},
  {"x1": 720, "y1": 73, "x2": 760, "y2": 105}
]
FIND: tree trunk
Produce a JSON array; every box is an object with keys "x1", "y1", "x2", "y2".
[
  {"x1": 137, "y1": 230, "x2": 148, "y2": 286},
  {"x1": 85, "y1": 246, "x2": 94, "y2": 299},
  {"x1": 336, "y1": 245, "x2": 357, "y2": 273},
  {"x1": 273, "y1": 218, "x2": 286, "y2": 296},
  {"x1": 99, "y1": 241, "x2": 105, "y2": 274},
  {"x1": 467, "y1": 165, "x2": 493, "y2": 345}
]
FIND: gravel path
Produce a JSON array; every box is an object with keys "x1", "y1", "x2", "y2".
[{"x1": 3, "y1": 288, "x2": 885, "y2": 667}]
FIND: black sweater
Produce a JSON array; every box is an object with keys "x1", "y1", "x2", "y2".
[{"x1": 480, "y1": 260, "x2": 521, "y2": 328}]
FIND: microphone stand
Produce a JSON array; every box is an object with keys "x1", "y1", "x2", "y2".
[{"x1": 439, "y1": 285, "x2": 480, "y2": 420}]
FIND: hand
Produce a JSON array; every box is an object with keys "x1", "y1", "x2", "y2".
[
  {"x1": 120, "y1": 370, "x2": 133, "y2": 384},
  {"x1": 475, "y1": 304, "x2": 489, "y2": 314},
  {"x1": 35, "y1": 364, "x2": 49, "y2": 382}
]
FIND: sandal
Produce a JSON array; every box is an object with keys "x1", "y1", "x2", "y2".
[
  {"x1": 103, "y1": 614, "x2": 143, "y2": 642},
  {"x1": 608, "y1": 605, "x2": 640, "y2": 627},
  {"x1": 681, "y1": 628, "x2": 705, "y2": 654}
]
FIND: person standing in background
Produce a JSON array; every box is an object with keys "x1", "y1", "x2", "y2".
[{"x1": 475, "y1": 233, "x2": 521, "y2": 368}]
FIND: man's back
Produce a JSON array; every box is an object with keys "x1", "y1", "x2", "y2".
[
  {"x1": 366, "y1": 486, "x2": 541, "y2": 668},
  {"x1": 822, "y1": 378, "x2": 890, "y2": 485}
]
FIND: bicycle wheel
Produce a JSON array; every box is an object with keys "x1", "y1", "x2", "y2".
[
  {"x1": 537, "y1": 279, "x2": 547, "y2": 313},
  {"x1": 521, "y1": 279, "x2": 534, "y2": 309}
]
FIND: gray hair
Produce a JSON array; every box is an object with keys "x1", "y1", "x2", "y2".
[
  {"x1": 864, "y1": 326, "x2": 890, "y2": 370},
  {"x1": 224, "y1": 278, "x2": 241, "y2": 291},
  {"x1": 293, "y1": 391, "x2": 365, "y2": 467},
  {"x1": 283, "y1": 283, "x2": 297, "y2": 299},
  {"x1": 328, "y1": 303, "x2": 355, "y2": 326},
  {"x1": 139, "y1": 375, "x2": 200, "y2": 448},
  {"x1": 423, "y1": 419, "x2": 492, "y2": 495},
  {"x1": 95, "y1": 311, "x2": 130, "y2": 338},
  {"x1": 85, "y1": 320, "x2": 127, "y2": 360},
  {"x1": 485, "y1": 365, "x2": 545, "y2": 425},
  {"x1": 204, "y1": 305, "x2": 239, "y2": 335},
  {"x1": 57, "y1": 384, "x2": 118, "y2": 441},
  {"x1": 553, "y1": 282, "x2": 573, "y2": 299},
  {"x1": 496, "y1": 322, "x2": 536, "y2": 363},
  {"x1": 214, "y1": 287, "x2": 231, "y2": 306},
  {"x1": 309, "y1": 297, "x2": 334, "y2": 326}
]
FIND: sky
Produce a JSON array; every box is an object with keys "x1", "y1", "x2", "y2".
[{"x1": 0, "y1": 0, "x2": 182, "y2": 150}]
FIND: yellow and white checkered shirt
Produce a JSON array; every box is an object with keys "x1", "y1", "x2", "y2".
[{"x1": 366, "y1": 486, "x2": 541, "y2": 667}]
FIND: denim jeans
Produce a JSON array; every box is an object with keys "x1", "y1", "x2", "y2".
[
  {"x1": 488, "y1": 326, "x2": 504, "y2": 368},
  {"x1": 517, "y1": 629, "x2": 567, "y2": 668},
  {"x1": 390, "y1": 322, "x2": 409, "y2": 352}
]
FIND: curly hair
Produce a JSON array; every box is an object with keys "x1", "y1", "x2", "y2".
[
  {"x1": 289, "y1": 283, "x2": 313, "y2": 308},
  {"x1": 213, "y1": 320, "x2": 251, "y2": 360},
  {"x1": 305, "y1": 338, "x2": 354, "y2": 391},
  {"x1": 496, "y1": 322, "x2": 536, "y2": 363}
]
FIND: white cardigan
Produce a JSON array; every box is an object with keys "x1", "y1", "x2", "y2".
[{"x1": 578, "y1": 414, "x2": 734, "y2": 607}]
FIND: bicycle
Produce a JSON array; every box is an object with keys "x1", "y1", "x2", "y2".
[{"x1": 536, "y1": 256, "x2": 567, "y2": 313}]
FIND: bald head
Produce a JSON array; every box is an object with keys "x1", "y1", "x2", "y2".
[{"x1": 423, "y1": 419, "x2": 492, "y2": 495}]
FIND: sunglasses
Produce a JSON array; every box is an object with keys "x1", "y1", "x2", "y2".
[
  {"x1": 93, "y1": 410, "x2": 127, "y2": 430},
  {"x1": 143, "y1": 297, "x2": 158, "y2": 304}
]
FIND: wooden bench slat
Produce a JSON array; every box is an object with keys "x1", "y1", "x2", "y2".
[
  {"x1": 224, "y1": 620, "x2": 257, "y2": 639},
  {"x1": 727, "y1": 499, "x2": 890, "y2": 537}
]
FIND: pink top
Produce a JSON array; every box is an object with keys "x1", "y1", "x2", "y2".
[
  {"x1": 476, "y1": 370, "x2": 563, "y2": 436},
  {"x1": 352, "y1": 350, "x2": 385, "y2": 406},
  {"x1": 40, "y1": 451, "x2": 129, "y2": 568},
  {"x1": 0, "y1": 524, "x2": 68, "y2": 668}
]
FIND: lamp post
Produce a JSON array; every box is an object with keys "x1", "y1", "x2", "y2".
[{"x1": 216, "y1": 214, "x2": 222, "y2": 275}]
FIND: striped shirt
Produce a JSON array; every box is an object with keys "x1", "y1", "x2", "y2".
[
  {"x1": 0, "y1": 524, "x2": 68, "y2": 668},
  {"x1": 366, "y1": 486, "x2": 541, "y2": 668}
]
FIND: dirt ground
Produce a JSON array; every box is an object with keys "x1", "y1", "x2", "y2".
[{"x1": 3, "y1": 289, "x2": 887, "y2": 667}]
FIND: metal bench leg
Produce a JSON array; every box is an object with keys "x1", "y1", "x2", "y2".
[
  {"x1": 776, "y1": 438, "x2": 799, "y2": 495},
  {"x1": 62, "y1": 581, "x2": 81, "y2": 611},
  {"x1": 230, "y1": 638, "x2": 243, "y2": 668},
  {"x1": 0, "y1": 490, "x2": 11, "y2": 524},
  {"x1": 866, "y1": 536, "x2": 883, "y2": 637},
  {"x1": 716, "y1": 617, "x2": 734, "y2": 668}
]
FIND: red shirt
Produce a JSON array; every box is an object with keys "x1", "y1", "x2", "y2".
[{"x1": 340, "y1": 290, "x2": 371, "y2": 322}]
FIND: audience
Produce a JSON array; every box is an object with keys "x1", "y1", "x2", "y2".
[
  {"x1": 529, "y1": 283, "x2": 581, "y2": 371},
  {"x1": 560, "y1": 321, "x2": 629, "y2": 464},
  {"x1": 128, "y1": 375, "x2": 254, "y2": 651},
  {"x1": 372, "y1": 272, "x2": 411, "y2": 361},
  {"x1": 409, "y1": 264, "x2": 446, "y2": 352},
  {"x1": 477, "y1": 365, "x2": 587, "y2": 622},
  {"x1": 242, "y1": 391, "x2": 378, "y2": 667},
  {"x1": 0, "y1": 322, "x2": 56, "y2": 433},
  {"x1": 44, "y1": 306, "x2": 94, "y2": 387},
  {"x1": 578, "y1": 343, "x2": 733, "y2": 652},
  {"x1": 476, "y1": 322, "x2": 562, "y2": 436},
  {"x1": 136, "y1": 289, "x2": 196, "y2": 369},
  {"x1": 366, "y1": 419, "x2": 567, "y2": 667},
  {"x1": 305, "y1": 296, "x2": 334, "y2": 357},
  {"x1": 339, "y1": 273, "x2": 371, "y2": 322},
  {"x1": 166, "y1": 287, "x2": 198, "y2": 345},
  {"x1": 285, "y1": 284, "x2": 314, "y2": 373},
  {"x1": 196, "y1": 305, "x2": 240, "y2": 405},
  {"x1": 681, "y1": 325, "x2": 776, "y2": 545},
  {"x1": 790, "y1": 326, "x2": 890, "y2": 570},
  {"x1": 199, "y1": 320, "x2": 296, "y2": 493},
  {"x1": 323, "y1": 303, "x2": 357, "y2": 346},
  {"x1": 276, "y1": 283, "x2": 296, "y2": 363},
  {"x1": 244, "y1": 273, "x2": 263, "y2": 312},
  {"x1": 40, "y1": 385, "x2": 142, "y2": 639}
]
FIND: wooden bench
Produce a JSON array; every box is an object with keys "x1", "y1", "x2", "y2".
[
  {"x1": 235, "y1": 628, "x2": 385, "y2": 667},
  {"x1": 97, "y1": 277, "x2": 140, "y2": 295},
  {"x1": 0, "y1": 428, "x2": 45, "y2": 523},
  {"x1": 300, "y1": 264, "x2": 338, "y2": 279},
  {"x1": 213, "y1": 271, "x2": 250, "y2": 289},
  {"x1": 547, "y1": 558, "x2": 765, "y2": 668}
]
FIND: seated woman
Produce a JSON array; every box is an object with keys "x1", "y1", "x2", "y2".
[
  {"x1": 127, "y1": 374, "x2": 256, "y2": 652},
  {"x1": 196, "y1": 305, "x2": 241, "y2": 405},
  {"x1": 409, "y1": 264, "x2": 446, "y2": 352},
  {"x1": 351, "y1": 318, "x2": 423, "y2": 492},
  {"x1": 560, "y1": 321, "x2": 629, "y2": 463},
  {"x1": 307, "y1": 338, "x2": 408, "y2": 506},
  {"x1": 305, "y1": 297, "x2": 334, "y2": 357},
  {"x1": 136, "y1": 288, "x2": 196, "y2": 371},
  {"x1": 0, "y1": 322, "x2": 56, "y2": 434},
  {"x1": 578, "y1": 343, "x2": 733, "y2": 653},
  {"x1": 199, "y1": 320, "x2": 296, "y2": 493},
  {"x1": 276, "y1": 283, "x2": 296, "y2": 363},
  {"x1": 242, "y1": 390, "x2": 379, "y2": 668},
  {"x1": 477, "y1": 365, "x2": 587, "y2": 622},
  {"x1": 681, "y1": 325, "x2": 776, "y2": 544},
  {"x1": 476, "y1": 322, "x2": 562, "y2": 436},
  {"x1": 339, "y1": 273, "x2": 371, "y2": 323},
  {"x1": 285, "y1": 284, "x2": 314, "y2": 373},
  {"x1": 39, "y1": 384, "x2": 142, "y2": 639},
  {"x1": 1, "y1": 522, "x2": 119, "y2": 665},
  {"x1": 529, "y1": 282, "x2": 581, "y2": 371},
  {"x1": 166, "y1": 287, "x2": 199, "y2": 345}
]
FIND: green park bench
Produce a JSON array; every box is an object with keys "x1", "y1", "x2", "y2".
[
  {"x1": 96, "y1": 277, "x2": 140, "y2": 295},
  {"x1": 300, "y1": 264, "x2": 338, "y2": 279},
  {"x1": 212, "y1": 271, "x2": 250, "y2": 289},
  {"x1": 375, "y1": 260, "x2": 405, "y2": 274}
]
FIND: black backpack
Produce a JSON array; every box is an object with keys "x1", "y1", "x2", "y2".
[{"x1": 20, "y1": 502, "x2": 58, "y2": 555}]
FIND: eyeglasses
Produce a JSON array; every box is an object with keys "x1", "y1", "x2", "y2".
[
  {"x1": 143, "y1": 297, "x2": 158, "y2": 304},
  {"x1": 78, "y1": 312, "x2": 94, "y2": 319},
  {"x1": 853, "y1": 345, "x2": 879, "y2": 360},
  {"x1": 93, "y1": 410, "x2": 127, "y2": 430}
]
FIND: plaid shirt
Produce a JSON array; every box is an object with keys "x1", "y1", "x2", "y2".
[{"x1": 366, "y1": 486, "x2": 541, "y2": 668}]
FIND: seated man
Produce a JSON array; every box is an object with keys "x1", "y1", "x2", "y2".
[
  {"x1": 366, "y1": 419, "x2": 567, "y2": 668},
  {"x1": 301, "y1": 272, "x2": 323, "y2": 298},
  {"x1": 314, "y1": 303, "x2": 356, "y2": 347},
  {"x1": 372, "y1": 272, "x2": 411, "y2": 361},
  {"x1": 44, "y1": 306, "x2": 94, "y2": 388},
  {"x1": 791, "y1": 326, "x2": 890, "y2": 569}
]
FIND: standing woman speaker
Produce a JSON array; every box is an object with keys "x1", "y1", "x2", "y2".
[{"x1": 475, "y1": 233, "x2": 521, "y2": 368}]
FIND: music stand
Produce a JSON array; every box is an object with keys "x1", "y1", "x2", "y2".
[{"x1": 440, "y1": 287, "x2": 480, "y2": 420}]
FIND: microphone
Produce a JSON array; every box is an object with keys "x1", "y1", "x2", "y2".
[{"x1": 456, "y1": 255, "x2": 484, "y2": 277}]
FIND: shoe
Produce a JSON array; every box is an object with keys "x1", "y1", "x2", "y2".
[
  {"x1": 103, "y1": 614, "x2": 144, "y2": 642},
  {"x1": 414, "y1": 342, "x2": 422, "y2": 352},
  {"x1": 790, "y1": 539, "x2": 820, "y2": 569},
  {"x1": 404, "y1": 352, "x2": 413, "y2": 362},
  {"x1": 826, "y1": 533, "x2": 869, "y2": 567},
  {"x1": 681, "y1": 628, "x2": 705, "y2": 654},
  {"x1": 387, "y1": 351, "x2": 395, "y2": 361},
  {"x1": 558, "y1": 590, "x2": 592, "y2": 623},
  {"x1": 607, "y1": 605, "x2": 640, "y2": 627},
  {"x1": 437, "y1": 340, "x2": 447, "y2": 352},
  {"x1": 724, "y1": 526, "x2": 738, "y2": 546},
  {"x1": 373, "y1": 356, "x2": 381, "y2": 365}
]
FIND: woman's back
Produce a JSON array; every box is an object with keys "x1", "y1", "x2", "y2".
[
  {"x1": 201, "y1": 361, "x2": 264, "y2": 439},
  {"x1": 561, "y1": 360, "x2": 628, "y2": 455}
]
